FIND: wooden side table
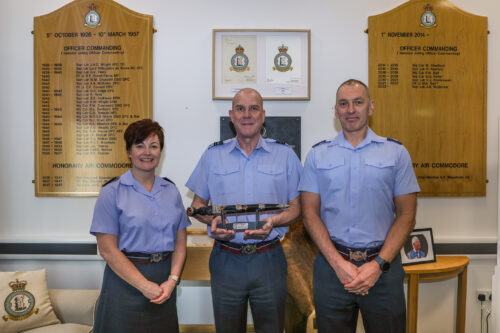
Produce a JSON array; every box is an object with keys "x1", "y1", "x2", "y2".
[{"x1": 403, "y1": 255, "x2": 470, "y2": 333}]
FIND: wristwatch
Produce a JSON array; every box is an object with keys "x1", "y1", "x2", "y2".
[{"x1": 374, "y1": 256, "x2": 391, "y2": 273}]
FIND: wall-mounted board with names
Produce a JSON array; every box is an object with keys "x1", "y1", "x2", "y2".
[
  {"x1": 368, "y1": 0, "x2": 487, "y2": 196},
  {"x1": 34, "y1": 0, "x2": 153, "y2": 196}
]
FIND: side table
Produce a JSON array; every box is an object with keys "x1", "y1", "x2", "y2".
[{"x1": 404, "y1": 255, "x2": 470, "y2": 333}]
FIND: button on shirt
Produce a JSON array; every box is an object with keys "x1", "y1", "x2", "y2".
[
  {"x1": 90, "y1": 170, "x2": 191, "y2": 253},
  {"x1": 186, "y1": 137, "x2": 302, "y2": 244},
  {"x1": 299, "y1": 128, "x2": 420, "y2": 248}
]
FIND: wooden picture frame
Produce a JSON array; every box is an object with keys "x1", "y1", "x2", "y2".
[
  {"x1": 401, "y1": 228, "x2": 436, "y2": 266},
  {"x1": 212, "y1": 29, "x2": 310, "y2": 100}
]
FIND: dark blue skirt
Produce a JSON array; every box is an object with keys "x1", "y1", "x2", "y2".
[{"x1": 94, "y1": 256, "x2": 179, "y2": 333}]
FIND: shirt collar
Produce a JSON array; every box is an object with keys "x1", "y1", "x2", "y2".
[
  {"x1": 332, "y1": 128, "x2": 384, "y2": 149},
  {"x1": 120, "y1": 169, "x2": 168, "y2": 195},
  {"x1": 229, "y1": 136, "x2": 271, "y2": 154}
]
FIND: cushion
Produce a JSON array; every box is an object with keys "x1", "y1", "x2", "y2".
[{"x1": 0, "y1": 269, "x2": 60, "y2": 333}]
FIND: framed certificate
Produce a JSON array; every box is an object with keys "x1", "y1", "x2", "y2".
[{"x1": 213, "y1": 29, "x2": 310, "y2": 100}]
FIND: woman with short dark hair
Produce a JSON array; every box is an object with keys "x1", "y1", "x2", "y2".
[{"x1": 91, "y1": 119, "x2": 190, "y2": 332}]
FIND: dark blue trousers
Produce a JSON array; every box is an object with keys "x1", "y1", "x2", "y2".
[
  {"x1": 313, "y1": 254, "x2": 406, "y2": 333},
  {"x1": 209, "y1": 242, "x2": 287, "y2": 333},
  {"x1": 94, "y1": 257, "x2": 179, "y2": 333}
]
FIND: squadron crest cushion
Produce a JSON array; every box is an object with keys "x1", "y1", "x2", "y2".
[{"x1": 0, "y1": 269, "x2": 60, "y2": 333}]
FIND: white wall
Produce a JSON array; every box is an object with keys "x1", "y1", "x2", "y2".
[{"x1": 0, "y1": 0, "x2": 498, "y2": 331}]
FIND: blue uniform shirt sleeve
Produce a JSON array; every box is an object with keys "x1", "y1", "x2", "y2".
[
  {"x1": 286, "y1": 148, "x2": 303, "y2": 201},
  {"x1": 90, "y1": 184, "x2": 119, "y2": 236},
  {"x1": 298, "y1": 149, "x2": 319, "y2": 194},
  {"x1": 186, "y1": 150, "x2": 210, "y2": 201},
  {"x1": 394, "y1": 146, "x2": 421, "y2": 196}
]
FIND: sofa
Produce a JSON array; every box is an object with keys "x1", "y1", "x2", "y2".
[{"x1": 22, "y1": 289, "x2": 99, "y2": 333}]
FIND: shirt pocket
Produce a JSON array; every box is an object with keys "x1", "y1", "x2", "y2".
[
  {"x1": 316, "y1": 156, "x2": 345, "y2": 191},
  {"x1": 363, "y1": 157, "x2": 395, "y2": 189},
  {"x1": 256, "y1": 163, "x2": 285, "y2": 194},
  {"x1": 211, "y1": 164, "x2": 240, "y2": 194}
]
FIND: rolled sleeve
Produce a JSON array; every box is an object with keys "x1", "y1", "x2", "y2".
[
  {"x1": 394, "y1": 147, "x2": 421, "y2": 196},
  {"x1": 90, "y1": 185, "x2": 119, "y2": 236},
  {"x1": 298, "y1": 149, "x2": 320, "y2": 194},
  {"x1": 186, "y1": 150, "x2": 211, "y2": 201}
]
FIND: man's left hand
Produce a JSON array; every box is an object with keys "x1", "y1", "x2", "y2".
[
  {"x1": 243, "y1": 216, "x2": 274, "y2": 240},
  {"x1": 343, "y1": 260, "x2": 382, "y2": 295}
]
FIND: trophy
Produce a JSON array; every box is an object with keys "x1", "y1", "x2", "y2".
[{"x1": 186, "y1": 203, "x2": 288, "y2": 232}]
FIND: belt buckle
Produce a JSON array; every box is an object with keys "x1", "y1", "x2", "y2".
[
  {"x1": 241, "y1": 244, "x2": 257, "y2": 254},
  {"x1": 150, "y1": 253, "x2": 163, "y2": 263},
  {"x1": 349, "y1": 250, "x2": 367, "y2": 262}
]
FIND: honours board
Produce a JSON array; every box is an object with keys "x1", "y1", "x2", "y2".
[
  {"x1": 34, "y1": 0, "x2": 153, "y2": 196},
  {"x1": 368, "y1": 0, "x2": 487, "y2": 196}
]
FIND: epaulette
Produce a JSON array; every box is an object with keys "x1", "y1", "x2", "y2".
[
  {"x1": 312, "y1": 140, "x2": 327, "y2": 148},
  {"x1": 162, "y1": 177, "x2": 175, "y2": 185},
  {"x1": 387, "y1": 137, "x2": 402, "y2": 145},
  {"x1": 208, "y1": 140, "x2": 224, "y2": 148},
  {"x1": 266, "y1": 138, "x2": 288, "y2": 146},
  {"x1": 273, "y1": 139, "x2": 288, "y2": 145},
  {"x1": 102, "y1": 177, "x2": 118, "y2": 187}
]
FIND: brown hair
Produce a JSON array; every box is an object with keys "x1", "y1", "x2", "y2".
[{"x1": 123, "y1": 119, "x2": 164, "y2": 151}]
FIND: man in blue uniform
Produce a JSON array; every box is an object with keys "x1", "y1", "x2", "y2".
[
  {"x1": 186, "y1": 88, "x2": 302, "y2": 333},
  {"x1": 299, "y1": 79, "x2": 420, "y2": 332}
]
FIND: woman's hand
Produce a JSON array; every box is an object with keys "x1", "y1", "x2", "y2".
[{"x1": 150, "y1": 279, "x2": 177, "y2": 304}]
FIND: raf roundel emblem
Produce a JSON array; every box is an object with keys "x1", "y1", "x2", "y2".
[
  {"x1": 273, "y1": 44, "x2": 293, "y2": 72},
  {"x1": 230, "y1": 45, "x2": 250, "y2": 72},
  {"x1": 85, "y1": 3, "x2": 101, "y2": 28},
  {"x1": 3, "y1": 279, "x2": 39, "y2": 322},
  {"x1": 420, "y1": 4, "x2": 437, "y2": 28}
]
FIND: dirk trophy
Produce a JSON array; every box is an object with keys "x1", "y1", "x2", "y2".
[{"x1": 186, "y1": 203, "x2": 289, "y2": 232}]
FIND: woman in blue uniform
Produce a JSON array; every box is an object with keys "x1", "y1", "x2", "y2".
[{"x1": 90, "y1": 119, "x2": 190, "y2": 332}]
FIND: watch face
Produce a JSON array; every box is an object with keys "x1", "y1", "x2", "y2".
[
  {"x1": 381, "y1": 261, "x2": 391, "y2": 272},
  {"x1": 375, "y1": 256, "x2": 391, "y2": 272}
]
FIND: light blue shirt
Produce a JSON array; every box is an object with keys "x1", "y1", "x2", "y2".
[
  {"x1": 186, "y1": 136, "x2": 303, "y2": 244},
  {"x1": 90, "y1": 170, "x2": 191, "y2": 253},
  {"x1": 299, "y1": 128, "x2": 420, "y2": 248}
]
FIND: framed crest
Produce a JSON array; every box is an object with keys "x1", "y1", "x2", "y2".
[
  {"x1": 401, "y1": 228, "x2": 436, "y2": 266},
  {"x1": 212, "y1": 29, "x2": 310, "y2": 100}
]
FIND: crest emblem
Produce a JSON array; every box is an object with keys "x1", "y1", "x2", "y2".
[
  {"x1": 273, "y1": 44, "x2": 293, "y2": 72},
  {"x1": 3, "y1": 279, "x2": 39, "y2": 322},
  {"x1": 420, "y1": 4, "x2": 437, "y2": 28},
  {"x1": 230, "y1": 45, "x2": 250, "y2": 72},
  {"x1": 85, "y1": 3, "x2": 101, "y2": 28}
]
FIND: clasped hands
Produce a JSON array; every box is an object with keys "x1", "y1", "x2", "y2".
[
  {"x1": 336, "y1": 259, "x2": 382, "y2": 296},
  {"x1": 142, "y1": 278, "x2": 177, "y2": 304}
]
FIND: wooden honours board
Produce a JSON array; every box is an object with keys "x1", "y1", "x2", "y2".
[
  {"x1": 34, "y1": 0, "x2": 153, "y2": 196},
  {"x1": 368, "y1": 0, "x2": 487, "y2": 196}
]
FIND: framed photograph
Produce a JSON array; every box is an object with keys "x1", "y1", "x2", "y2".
[
  {"x1": 400, "y1": 228, "x2": 436, "y2": 266},
  {"x1": 212, "y1": 29, "x2": 310, "y2": 100}
]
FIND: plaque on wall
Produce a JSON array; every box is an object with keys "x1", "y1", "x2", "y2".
[
  {"x1": 34, "y1": 0, "x2": 153, "y2": 196},
  {"x1": 368, "y1": 0, "x2": 487, "y2": 196},
  {"x1": 220, "y1": 116, "x2": 301, "y2": 158}
]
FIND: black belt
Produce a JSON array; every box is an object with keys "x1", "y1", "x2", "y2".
[
  {"x1": 216, "y1": 238, "x2": 281, "y2": 255},
  {"x1": 333, "y1": 242, "x2": 381, "y2": 262},
  {"x1": 123, "y1": 251, "x2": 172, "y2": 264}
]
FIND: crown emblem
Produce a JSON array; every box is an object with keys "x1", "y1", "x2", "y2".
[
  {"x1": 88, "y1": 3, "x2": 97, "y2": 11},
  {"x1": 235, "y1": 45, "x2": 244, "y2": 53},
  {"x1": 9, "y1": 279, "x2": 27, "y2": 291},
  {"x1": 278, "y1": 44, "x2": 288, "y2": 53},
  {"x1": 423, "y1": 4, "x2": 433, "y2": 11}
]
